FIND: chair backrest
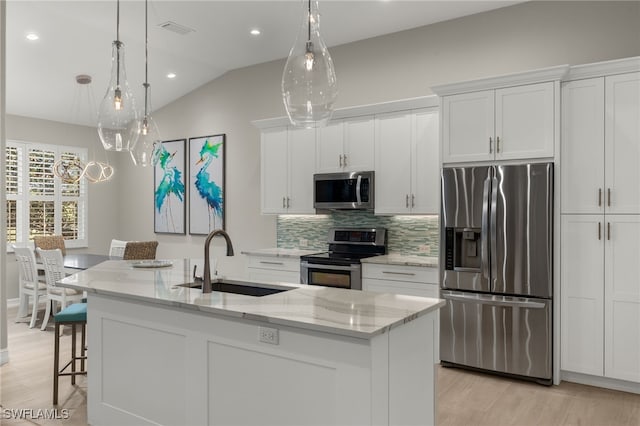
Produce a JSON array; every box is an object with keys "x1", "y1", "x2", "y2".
[
  {"x1": 34, "y1": 235, "x2": 66, "y2": 256},
  {"x1": 13, "y1": 245, "x2": 39, "y2": 285},
  {"x1": 123, "y1": 241, "x2": 159, "y2": 260},
  {"x1": 109, "y1": 239, "x2": 128, "y2": 258},
  {"x1": 36, "y1": 248, "x2": 66, "y2": 289}
]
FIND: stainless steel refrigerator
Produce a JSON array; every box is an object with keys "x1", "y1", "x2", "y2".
[{"x1": 440, "y1": 163, "x2": 553, "y2": 385}]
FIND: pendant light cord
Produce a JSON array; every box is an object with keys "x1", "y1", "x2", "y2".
[
  {"x1": 115, "y1": 0, "x2": 121, "y2": 87},
  {"x1": 144, "y1": 0, "x2": 149, "y2": 117},
  {"x1": 307, "y1": 0, "x2": 311, "y2": 42}
]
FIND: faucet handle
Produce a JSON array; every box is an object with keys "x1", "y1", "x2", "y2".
[{"x1": 193, "y1": 265, "x2": 203, "y2": 282}]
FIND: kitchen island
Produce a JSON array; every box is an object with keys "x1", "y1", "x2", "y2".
[{"x1": 58, "y1": 259, "x2": 444, "y2": 426}]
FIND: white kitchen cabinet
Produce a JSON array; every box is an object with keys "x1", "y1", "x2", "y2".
[
  {"x1": 374, "y1": 108, "x2": 439, "y2": 214},
  {"x1": 441, "y1": 82, "x2": 555, "y2": 163},
  {"x1": 316, "y1": 116, "x2": 375, "y2": 173},
  {"x1": 246, "y1": 255, "x2": 301, "y2": 284},
  {"x1": 362, "y1": 263, "x2": 439, "y2": 297},
  {"x1": 561, "y1": 215, "x2": 640, "y2": 383},
  {"x1": 562, "y1": 72, "x2": 640, "y2": 214},
  {"x1": 261, "y1": 127, "x2": 315, "y2": 214}
]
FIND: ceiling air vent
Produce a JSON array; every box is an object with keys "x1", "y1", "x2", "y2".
[{"x1": 158, "y1": 21, "x2": 195, "y2": 35}]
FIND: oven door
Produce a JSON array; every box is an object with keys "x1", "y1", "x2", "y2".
[{"x1": 300, "y1": 261, "x2": 361, "y2": 290}]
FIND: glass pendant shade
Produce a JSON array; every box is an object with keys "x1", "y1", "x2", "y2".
[
  {"x1": 130, "y1": 91, "x2": 161, "y2": 167},
  {"x1": 98, "y1": 41, "x2": 139, "y2": 151},
  {"x1": 282, "y1": 0, "x2": 337, "y2": 128}
]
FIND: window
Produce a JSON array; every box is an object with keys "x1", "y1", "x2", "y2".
[{"x1": 6, "y1": 140, "x2": 88, "y2": 249}]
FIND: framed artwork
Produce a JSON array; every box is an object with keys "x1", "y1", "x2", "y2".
[
  {"x1": 153, "y1": 139, "x2": 187, "y2": 234},
  {"x1": 188, "y1": 134, "x2": 225, "y2": 235}
]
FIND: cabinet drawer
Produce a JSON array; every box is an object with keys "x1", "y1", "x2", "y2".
[
  {"x1": 362, "y1": 263, "x2": 438, "y2": 284},
  {"x1": 363, "y1": 278, "x2": 439, "y2": 298},
  {"x1": 247, "y1": 256, "x2": 300, "y2": 272}
]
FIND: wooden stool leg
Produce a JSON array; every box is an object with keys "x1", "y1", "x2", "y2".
[
  {"x1": 53, "y1": 322, "x2": 60, "y2": 405},
  {"x1": 81, "y1": 323, "x2": 86, "y2": 371},
  {"x1": 71, "y1": 323, "x2": 76, "y2": 385}
]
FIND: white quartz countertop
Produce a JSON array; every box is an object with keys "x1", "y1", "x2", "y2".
[
  {"x1": 361, "y1": 255, "x2": 439, "y2": 268},
  {"x1": 241, "y1": 248, "x2": 321, "y2": 258},
  {"x1": 58, "y1": 259, "x2": 444, "y2": 339}
]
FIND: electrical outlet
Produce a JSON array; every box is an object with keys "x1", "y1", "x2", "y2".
[
  {"x1": 259, "y1": 327, "x2": 279, "y2": 345},
  {"x1": 299, "y1": 238, "x2": 308, "y2": 247},
  {"x1": 418, "y1": 244, "x2": 431, "y2": 254}
]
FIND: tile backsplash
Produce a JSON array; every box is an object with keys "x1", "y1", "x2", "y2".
[{"x1": 277, "y1": 211, "x2": 439, "y2": 256}]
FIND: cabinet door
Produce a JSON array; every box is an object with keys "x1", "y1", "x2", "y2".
[
  {"x1": 605, "y1": 72, "x2": 640, "y2": 214},
  {"x1": 561, "y1": 78, "x2": 605, "y2": 214},
  {"x1": 343, "y1": 116, "x2": 375, "y2": 172},
  {"x1": 561, "y1": 215, "x2": 604, "y2": 376},
  {"x1": 604, "y1": 215, "x2": 640, "y2": 382},
  {"x1": 316, "y1": 121, "x2": 344, "y2": 173},
  {"x1": 495, "y1": 82, "x2": 555, "y2": 160},
  {"x1": 288, "y1": 128, "x2": 316, "y2": 214},
  {"x1": 261, "y1": 128, "x2": 288, "y2": 214},
  {"x1": 441, "y1": 90, "x2": 494, "y2": 163},
  {"x1": 375, "y1": 112, "x2": 412, "y2": 214},
  {"x1": 412, "y1": 109, "x2": 440, "y2": 214}
]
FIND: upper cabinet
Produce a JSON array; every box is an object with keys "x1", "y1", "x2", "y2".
[
  {"x1": 316, "y1": 116, "x2": 375, "y2": 173},
  {"x1": 261, "y1": 127, "x2": 316, "y2": 214},
  {"x1": 433, "y1": 65, "x2": 567, "y2": 164},
  {"x1": 562, "y1": 72, "x2": 640, "y2": 214},
  {"x1": 375, "y1": 108, "x2": 439, "y2": 215}
]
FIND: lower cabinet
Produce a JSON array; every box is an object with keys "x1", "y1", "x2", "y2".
[
  {"x1": 246, "y1": 256, "x2": 301, "y2": 284},
  {"x1": 561, "y1": 215, "x2": 640, "y2": 383},
  {"x1": 362, "y1": 262, "x2": 440, "y2": 361}
]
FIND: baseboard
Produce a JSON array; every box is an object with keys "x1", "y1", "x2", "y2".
[
  {"x1": 561, "y1": 370, "x2": 640, "y2": 394},
  {"x1": 0, "y1": 348, "x2": 9, "y2": 365}
]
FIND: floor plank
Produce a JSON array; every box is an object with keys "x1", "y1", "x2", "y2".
[{"x1": 2, "y1": 305, "x2": 639, "y2": 425}]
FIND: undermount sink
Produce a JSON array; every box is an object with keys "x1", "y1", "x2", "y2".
[{"x1": 176, "y1": 280, "x2": 289, "y2": 297}]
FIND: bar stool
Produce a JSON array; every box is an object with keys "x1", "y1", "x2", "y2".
[{"x1": 53, "y1": 302, "x2": 87, "y2": 405}]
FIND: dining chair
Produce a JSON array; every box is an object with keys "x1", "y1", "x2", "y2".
[
  {"x1": 109, "y1": 239, "x2": 128, "y2": 258},
  {"x1": 123, "y1": 241, "x2": 159, "y2": 260},
  {"x1": 34, "y1": 235, "x2": 66, "y2": 256},
  {"x1": 13, "y1": 245, "x2": 47, "y2": 328},
  {"x1": 36, "y1": 248, "x2": 83, "y2": 331}
]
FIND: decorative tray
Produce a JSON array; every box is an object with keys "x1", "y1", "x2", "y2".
[{"x1": 131, "y1": 260, "x2": 173, "y2": 268}]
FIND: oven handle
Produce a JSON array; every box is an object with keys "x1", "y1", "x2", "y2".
[
  {"x1": 300, "y1": 261, "x2": 360, "y2": 271},
  {"x1": 356, "y1": 175, "x2": 362, "y2": 205}
]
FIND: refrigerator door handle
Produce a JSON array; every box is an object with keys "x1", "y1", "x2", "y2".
[
  {"x1": 441, "y1": 291, "x2": 547, "y2": 309},
  {"x1": 490, "y1": 175, "x2": 499, "y2": 282},
  {"x1": 481, "y1": 177, "x2": 491, "y2": 279}
]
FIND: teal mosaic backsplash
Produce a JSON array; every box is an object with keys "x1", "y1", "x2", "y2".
[{"x1": 277, "y1": 212, "x2": 440, "y2": 256}]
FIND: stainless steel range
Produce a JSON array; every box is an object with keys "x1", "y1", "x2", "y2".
[{"x1": 300, "y1": 228, "x2": 387, "y2": 290}]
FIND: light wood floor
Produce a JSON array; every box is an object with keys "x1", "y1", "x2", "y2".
[{"x1": 2, "y1": 305, "x2": 639, "y2": 426}]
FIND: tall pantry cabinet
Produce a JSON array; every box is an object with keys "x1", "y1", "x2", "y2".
[{"x1": 561, "y1": 62, "x2": 640, "y2": 385}]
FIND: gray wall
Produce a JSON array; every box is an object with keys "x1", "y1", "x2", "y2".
[{"x1": 5, "y1": 1, "x2": 640, "y2": 296}]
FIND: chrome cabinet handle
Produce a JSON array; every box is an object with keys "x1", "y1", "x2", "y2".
[
  {"x1": 607, "y1": 222, "x2": 611, "y2": 240},
  {"x1": 339, "y1": 155, "x2": 343, "y2": 167},
  {"x1": 598, "y1": 222, "x2": 602, "y2": 240},
  {"x1": 282, "y1": 197, "x2": 286, "y2": 208},
  {"x1": 287, "y1": 197, "x2": 290, "y2": 208},
  {"x1": 496, "y1": 136, "x2": 501, "y2": 153},
  {"x1": 260, "y1": 261, "x2": 284, "y2": 266},
  {"x1": 411, "y1": 194, "x2": 415, "y2": 208},
  {"x1": 405, "y1": 194, "x2": 409, "y2": 208},
  {"x1": 489, "y1": 137, "x2": 493, "y2": 153},
  {"x1": 608, "y1": 188, "x2": 611, "y2": 207},
  {"x1": 382, "y1": 271, "x2": 416, "y2": 276},
  {"x1": 343, "y1": 155, "x2": 347, "y2": 167},
  {"x1": 598, "y1": 188, "x2": 602, "y2": 207}
]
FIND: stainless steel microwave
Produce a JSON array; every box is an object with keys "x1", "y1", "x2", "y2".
[{"x1": 313, "y1": 171, "x2": 374, "y2": 210}]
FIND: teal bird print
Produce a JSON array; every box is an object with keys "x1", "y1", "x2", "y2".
[
  {"x1": 194, "y1": 138, "x2": 223, "y2": 230},
  {"x1": 154, "y1": 144, "x2": 185, "y2": 232}
]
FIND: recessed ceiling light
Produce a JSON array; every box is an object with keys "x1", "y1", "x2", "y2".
[
  {"x1": 167, "y1": 73, "x2": 177, "y2": 79},
  {"x1": 26, "y1": 32, "x2": 39, "y2": 41},
  {"x1": 250, "y1": 28, "x2": 261, "y2": 36}
]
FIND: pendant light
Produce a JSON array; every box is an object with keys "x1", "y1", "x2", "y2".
[
  {"x1": 130, "y1": 0, "x2": 161, "y2": 167},
  {"x1": 97, "y1": 0, "x2": 139, "y2": 152},
  {"x1": 282, "y1": 0, "x2": 337, "y2": 128},
  {"x1": 54, "y1": 75, "x2": 114, "y2": 184}
]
